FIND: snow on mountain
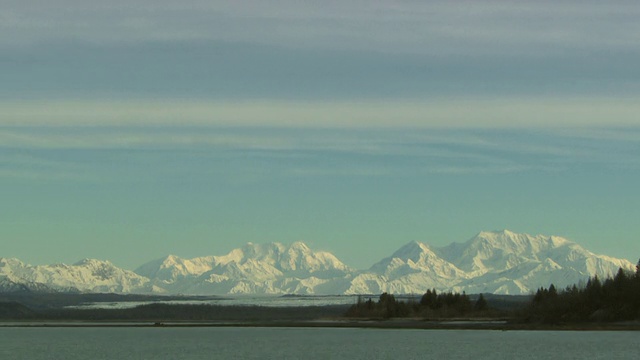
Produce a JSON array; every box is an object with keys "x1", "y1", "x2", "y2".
[
  {"x1": 134, "y1": 255, "x2": 216, "y2": 284},
  {"x1": 0, "y1": 274, "x2": 57, "y2": 293},
  {"x1": 0, "y1": 257, "x2": 153, "y2": 294},
  {"x1": 344, "y1": 241, "x2": 469, "y2": 294},
  {"x1": 286, "y1": 230, "x2": 631, "y2": 295},
  {"x1": 436, "y1": 230, "x2": 574, "y2": 275},
  {"x1": 353, "y1": 230, "x2": 635, "y2": 295},
  {"x1": 370, "y1": 241, "x2": 466, "y2": 279},
  {"x1": 1, "y1": 231, "x2": 635, "y2": 295},
  {"x1": 0, "y1": 258, "x2": 56, "y2": 293},
  {"x1": 134, "y1": 242, "x2": 353, "y2": 295},
  {"x1": 437, "y1": 230, "x2": 633, "y2": 293}
]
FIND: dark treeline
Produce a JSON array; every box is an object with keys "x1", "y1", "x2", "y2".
[
  {"x1": 345, "y1": 290, "x2": 495, "y2": 319},
  {"x1": 522, "y1": 261, "x2": 640, "y2": 323}
]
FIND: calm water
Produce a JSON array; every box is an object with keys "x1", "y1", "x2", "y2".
[{"x1": 0, "y1": 327, "x2": 637, "y2": 359}]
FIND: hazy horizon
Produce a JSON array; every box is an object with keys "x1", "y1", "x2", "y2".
[{"x1": 2, "y1": 1, "x2": 639, "y2": 271}]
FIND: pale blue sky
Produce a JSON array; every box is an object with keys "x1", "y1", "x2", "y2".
[{"x1": 1, "y1": 1, "x2": 639, "y2": 269}]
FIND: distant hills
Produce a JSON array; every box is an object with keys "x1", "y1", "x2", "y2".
[{"x1": 1, "y1": 230, "x2": 634, "y2": 295}]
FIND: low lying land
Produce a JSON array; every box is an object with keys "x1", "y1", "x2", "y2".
[{"x1": 0, "y1": 292, "x2": 639, "y2": 331}]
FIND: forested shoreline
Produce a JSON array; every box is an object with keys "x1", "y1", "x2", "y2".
[
  {"x1": 523, "y1": 265, "x2": 640, "y2": 323},
  {"x1": 344, "y1": 291, "x2": 500, "y2": 319}
]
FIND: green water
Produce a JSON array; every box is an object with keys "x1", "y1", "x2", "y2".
[{"x1": 0, "y1": 327, "x2": 637, "y2": 359}]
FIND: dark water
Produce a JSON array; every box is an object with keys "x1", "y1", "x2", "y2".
[{"x1": 0, "y1": 327, "x2": 637, "y2": 359}]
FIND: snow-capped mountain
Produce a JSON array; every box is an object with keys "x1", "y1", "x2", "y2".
[
  {"x1": 0, "y1": 257, "x2": 153, "y2": 293},
  {"x1": 1, "y1": 230, "x2": 635, "y2": 295},
  {"x1": 0, "y1": 275, "x2": 56, "y2": 293},
  {"x1": 451, "y1": 230, "x2": 634, "y2": 294},
  {"x1": 135, "y1": 242, "x2": 353, "y2": 295},
  {"x1": 352, "y1": 230, "x2": 634, "y2": 295},
  {"x1": 345, "y1": 241, "x2": 469, "y2": 294}
]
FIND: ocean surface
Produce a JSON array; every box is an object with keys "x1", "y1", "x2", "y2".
[{"x1": 0, "y1": 327, "x2": 637, "y2": 360}]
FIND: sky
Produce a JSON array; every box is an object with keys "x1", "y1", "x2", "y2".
[{"x1": 1, "y1": 0, "x2": 640, "y2": 270}]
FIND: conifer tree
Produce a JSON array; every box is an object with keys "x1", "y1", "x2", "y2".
[
  {"x1": 474, "y1": 294, "x2": 488, "y2": 311},
  {"x1": 420, "y1": 289, "x2": 436, "y2": 309}
]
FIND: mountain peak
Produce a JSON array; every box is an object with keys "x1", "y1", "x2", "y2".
[
  {"x1": 482, "y1": 229, "x2": 515, "y2": 235},
  {"x1": 476, "y1": 229, "x2": 519, "y2": 240},
  {"x1": 0, "y1": 258, "x2": 26, "y2": 268},
  {"x1": 472, "y1": 230, "x2": 572, "y2": 250},
  {"x1": 239, "y1": 242, "x2": 286, "y2": 259},
  {"x1": 73, "y1": 258, "x2": 114, "y2": 267},
  {"x1": 289, "y1": 241, "x2": 310, "y2": 252},
  {"x1": 392, "y1": 241, "x2": 432, "y2": 259},
  {"x1": 164, "y1": 254, "x2": 180, "y2": 262}
]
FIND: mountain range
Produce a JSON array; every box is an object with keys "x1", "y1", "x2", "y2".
[{"x1": 1, "y1": 230, "x2": 635, "y2": 295}]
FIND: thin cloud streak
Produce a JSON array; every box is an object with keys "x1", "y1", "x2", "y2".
[
  {"x1": 0, "y1": 154, "x2": 87, "y2": 181},
  {"x1": 0, "y1": 125, "x2": 628, "y2": 161},
  {"x1": 2, "y1": 124, "x2": 638, "y2": 182},
  {"x1": 554, "y1": 128, "x2": 640, "y2": 143},
  {"x1": 3, "y1": 98, "x2": 640, "y2": 128}
]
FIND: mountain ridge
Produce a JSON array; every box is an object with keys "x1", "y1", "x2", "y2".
[{"x1": 1, "y1": 230, "x2": 635, "y2": 295}]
